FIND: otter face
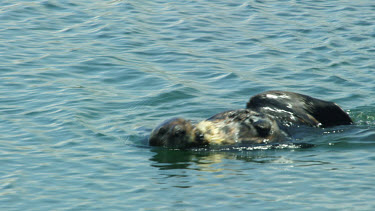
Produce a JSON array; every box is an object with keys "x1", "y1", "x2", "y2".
[
  {"x1": 237, "y1": 114, "x2": 281, "y2": 144},
  {"x1": 205, "y1": 109, "x2": 288, "y2": 145},
  {"x1": 149, "y1": 118, "x2": 202, "y2": 149}
]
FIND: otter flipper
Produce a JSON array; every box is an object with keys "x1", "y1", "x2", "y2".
[{"x1": 246, "y1": 91, "x2": 352, "y2": 127}]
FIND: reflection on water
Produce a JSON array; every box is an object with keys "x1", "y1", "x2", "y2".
[
  {"x1": 149, "y1": 146, "x2": 324, "y2": 171},
  {"x1": 150, "y1": 148, "x2": 268, "y2": 170}
]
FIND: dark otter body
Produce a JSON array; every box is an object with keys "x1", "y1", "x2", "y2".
[
  {"x1": 247, "y1": 91, "x2": 352, "y2": 127},
  {"x1": 149, "y1": 91, "x2": 352, "y2": 149}
]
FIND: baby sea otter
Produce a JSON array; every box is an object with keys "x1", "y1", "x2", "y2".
[{"x1": 149, "y1": 91, "x2": 352, "y2": 149}]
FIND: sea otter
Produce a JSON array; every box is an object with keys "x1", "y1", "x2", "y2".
[{"x1": 149, "y1": 91, "x2": 352, "y2": 149}]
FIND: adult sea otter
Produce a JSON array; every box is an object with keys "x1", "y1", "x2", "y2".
[{"x1": 149, "y1": 91, "x2": 352, "y2": 149}]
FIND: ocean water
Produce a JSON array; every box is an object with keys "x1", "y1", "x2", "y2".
[{"x1": 1, "y1": 0, "x2": 375, "y2": 210}]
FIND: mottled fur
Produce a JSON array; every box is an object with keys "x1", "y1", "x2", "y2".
[
  {"x1": 149, "y1": 91, "x2": 352, "y2": 149},
  {"x1": 149, "y1": 109, "x2": 287, "y2": 149}
]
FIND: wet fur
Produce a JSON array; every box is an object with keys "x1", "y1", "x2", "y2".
[
  {"x1": 149, "y1": 109, "x2": 288, "y2": 149},
  {"x1": 149, "y1": 91, "x2": 352, "y2": 149}
]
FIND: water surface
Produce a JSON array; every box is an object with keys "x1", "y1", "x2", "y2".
[{"x1": 1, "y1": 0, "x2": 375, "y2": 210}]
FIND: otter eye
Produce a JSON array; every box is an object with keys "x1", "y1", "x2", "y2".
[
  {"x1": 174, "y1": 129, "x2": 186, "y2": 137},
  {"x1": 158, "y1": 127, "x2": 167, "y2": 135}
]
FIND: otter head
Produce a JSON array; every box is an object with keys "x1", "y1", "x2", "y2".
[
  {"x1": 237, "y1": 113, "x2": 281, "y2": 144},
  {"x1": 149, "y1": 118, "x2": 205, "y2": 149},
  {"x1": 207, "y1": 109, "x2": 288, "y2": 145}
]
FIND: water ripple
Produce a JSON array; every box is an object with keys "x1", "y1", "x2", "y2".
[{"x1": 1, "y1": 0, "x2": 375, "y2": 210}]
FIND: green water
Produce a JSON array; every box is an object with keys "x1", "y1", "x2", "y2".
[{"x1": 1, "y1": 0, "x2": 375, "y2": 210}]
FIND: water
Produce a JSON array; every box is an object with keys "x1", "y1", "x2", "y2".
[{"x1": 1, "y1": 0, "x2": 375, "y2": 210}]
